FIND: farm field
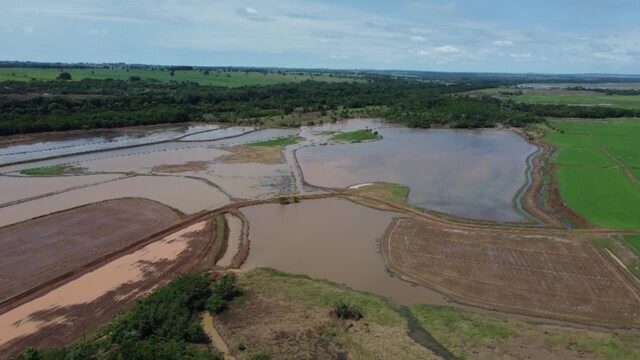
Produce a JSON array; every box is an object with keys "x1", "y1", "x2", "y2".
[
  {"x1": 2, "y1": 118, "x2": 640, "y2": 358},
  {"x1": 0, "y1": 67, "x2": 356, "y2": 87},
  {"x1": 546, "y1": 118, "x2": 640, "y2": 229},
  {"x1": 479, "y1": 87, "x2": 640, "y2": 110}
]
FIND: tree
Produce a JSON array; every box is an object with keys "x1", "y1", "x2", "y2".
[
  {"x1": 57, "y1": 72, "x2": 72, "y2": 81},
  {"x1": 169, "y1": 69, "x2": 175, "y2": 77}
]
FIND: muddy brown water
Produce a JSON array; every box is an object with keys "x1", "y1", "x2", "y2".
[
  {"x1": 0, "y1": 221, "x2": 207, "y2": 353},
  {"x1": 297, "y1": 128, "x2": 536, "y2": 222},
  {"x1": 0, "y1": 174, "x2": 122, "y2": 206},
  {"x1": 0, "y1": 176, "x2": 229, "y2": 227},
  {"x1": 0, "y1": 124, "x2": 220, "y2": 165},
  {"x1": 241, "y1": 198, "x2": 449, "y2": 305}
]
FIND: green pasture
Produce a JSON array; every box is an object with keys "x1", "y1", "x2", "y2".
[
  {"x1": 0, "y1": 67, "x2": 356, "y2": 87},
  {"x1": 547, "y1": 118, "x2": 640, "y2": 229},
  {"x1": 480, "y1": 87, "x2": 640, "y2": 110}
]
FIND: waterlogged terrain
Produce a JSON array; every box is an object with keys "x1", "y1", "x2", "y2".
[
  {"x1": 298, "y1": 128, "x2": 536, "y2": 221},
  {"x1": 241, "y1": 197, "x2": 449, "y2": 305},
  {"x1": 0, "y1": 124, "x2": 221, "y2": 165}
]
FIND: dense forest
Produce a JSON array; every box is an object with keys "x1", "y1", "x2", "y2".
[{"x1": 1, "y1": 73, "x2": 636, "y2": 135}]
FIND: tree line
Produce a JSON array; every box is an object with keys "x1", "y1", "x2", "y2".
[{"x1": 2, "y1": 75, "x2": 632, "y2": 136}]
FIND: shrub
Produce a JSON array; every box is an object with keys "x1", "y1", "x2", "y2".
[
  {"x1": 250, "y1": 352, "x2": 271, "y2": 360},
  {"x1": 334, "y1": 300, "x2": 363, "y2": 320},
  {"x1": 214, "y1": 273, "x2": 239, "y2": 300},
  {"x1": 206, "y1": 295, "x2": 227, "y2": 314},
  {"x1": 57, "y1": 72, "x2": 72, "y2": 80}
]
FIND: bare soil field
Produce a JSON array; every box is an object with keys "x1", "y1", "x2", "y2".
[
  {"x1": 219, "y1": 145, "x2": 286, "y2": 164},
  {"x1": 383, "y1": 217, "x2": 640, "y2": 328},
  {"x1": 0, "y1": 198, "x2": 179, "y2": 304},
  {"x1": 0, "y1": 218, "x2": 215, "y2": 358}
]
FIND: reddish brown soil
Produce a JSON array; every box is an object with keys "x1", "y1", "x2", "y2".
[
  {"x1": 383, "y1": 217, "x2": 640, "y2": 328},
  {"x1": 0, "y1": 198, "x2": 179, "y2": 304}
]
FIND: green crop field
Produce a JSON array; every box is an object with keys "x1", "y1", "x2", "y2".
[
  {"x1": 546, "y1": 118, "x2": 640, "y2": 229},
  {"x1": 479, "y1": 87, "x2": 640, "y2": 110},
  {"x1": 0, "y1": 67, "x2": 357, "y2": 87}
]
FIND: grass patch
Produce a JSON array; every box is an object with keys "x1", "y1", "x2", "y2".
[
  {"x1": 331, "y1": 130, "x2": 380, "y2": 142},
  {"x1": 347, "y1": 182, "x2": 411, "y2": 208},
  {"x1": 19, "y1": 165, "x2": 69, "y2": 176},
  {"x1": 410, "y1": 304, "x2": 640, "y2": 360},
  {"x1": 217, "y1": 268, "x2": 434, "y2": 359},
  {"x1": 248, "y1": 136, "x2": 300, "y2": 147},
  {"x1": 622, "y1": 235, "x2": 640, "y2": 256}
]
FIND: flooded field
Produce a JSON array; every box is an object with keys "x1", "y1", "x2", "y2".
[
  {"x1": 241, "y1": 198, "x2": 449, "y2": 305},
  {"x1": 297, "y1": 128, "x2": 536, "y2": 222},
  {"x1": 0, "y1": 220, "x2": 211, "y2": 355},
  {"x1": 0, "y1": 124, "x2": 220, "y2": 165},
  {"x1": 0, "y1": 198, "x2": 178, "y2": 303},
  {"x1": 0, "y1": 176, "x2": 229, "y2": 226},
  {"x1": 180, "y1": 126, "x2": 255, "y2": 141},
  {"x1": 0, "y1": 174, "x2": 122, "y2": 206}
]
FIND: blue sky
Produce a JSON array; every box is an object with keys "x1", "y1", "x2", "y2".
[{"x1": 1, "y1": 0, "x2": 639, "y2": 73}]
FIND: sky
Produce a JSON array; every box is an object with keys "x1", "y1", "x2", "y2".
[{"x1": 1, "y1": 0, "x2": 639, "y2": 74}]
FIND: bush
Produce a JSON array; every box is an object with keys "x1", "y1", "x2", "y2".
[
  {"x1": 334, "y1": 300, "x2": 363, "y2": 320},
  {"x1": 250, "y1": 352, "x2": 271, "y2": 360},
  {"x1": 206, "y1": 295, "x2": 227, "y2": 314},
  {"x1": 57, "y1": 72, "x2": 72, "y2": 80},
  {"x1": 213, "y1": 273, "x2": 238, "y2": 300}
]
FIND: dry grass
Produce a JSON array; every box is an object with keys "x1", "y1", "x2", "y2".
[
  {"x1": 215, "y1": 268, "x2": 437, "y2": 360},
  {"x1": 152, "y1": 161, "x2": 209, "y2": 173}
]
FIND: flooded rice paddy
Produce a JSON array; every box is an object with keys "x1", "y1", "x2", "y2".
[
  {"x1": 0, "y1": 220, "x2": 207, "y2": 351},
  {"x1": 0, "y1": 124, "x2": 220, "y2": 165},
  {"x1": 297, "y1": 128, "x2": 536, "y2": 222},
  {"x1": 0, "y1": 176, "x2": 229, "y2": 227},
  {"x1": 241, "y1": 197, "x2": 449, "y2": 305}
]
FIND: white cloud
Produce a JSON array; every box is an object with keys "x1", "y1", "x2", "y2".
[
  {"x1": 434, "y1": 45, "x2": 460, "y2": 54},
  {"x1": 6, "y1": 28, "x2": 13, "y2": 33},
  {"x1": 418, "y1": 50, "x2": 429, "y2": 56},
  {"x1": 410, "y1": 35, "x2": 426, "y2": 42},
  {"x1": 237, "y1": 6, "x2": 274, "y2": 21},
  {"x1": 24, "y1": 26, "x2": 34, "y2": 34},
  {"x1": 510, "y1": 52, "x2": 533, "y2": 59},
  {"x1": 493, "y1": 40, "x2": 513, "y2": 46}
]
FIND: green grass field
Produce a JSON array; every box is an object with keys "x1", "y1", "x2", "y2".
[
  {"x1": 331, "y1": 129, "x2": 380, "y2": 142},
  {"x1": 479, "y1": 87, "x2": 640, "y2": 110},
  {"x1": 19, "y1": 165, "x2": 67, "y2": 176},
  {"x1": 622, "y1": 235, "x2": 640, "y2": 256},
  {"x1": 546, "y1": 119, "x2": 640, "y2": 229},
  {"x1": 249, "y1": 136, "x2": 301, "y2": 147},
  {"x1": 0, "y1": 67, "x2": 356, "y2": 87}
]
